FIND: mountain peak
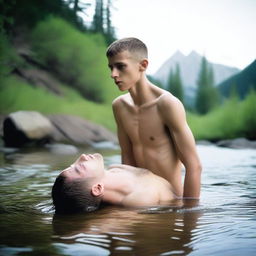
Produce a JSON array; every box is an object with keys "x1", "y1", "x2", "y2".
[
  {"x1": 154, "y1": 51, "x2": 240, "y2": 88},
  {"x1": 172, "y1": 50, "x2": 185, "y2": 58},
  {"x1": 188, "y1": 50, "x2": 201, "y2": 58}
]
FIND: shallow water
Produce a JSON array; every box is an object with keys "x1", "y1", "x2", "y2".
[{"x1": 0, "y1": 145, "x2": 256, "y2": 256}]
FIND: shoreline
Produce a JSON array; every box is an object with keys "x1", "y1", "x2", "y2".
[{"x1": 0, "y1": 113, "x2": 255, "y2": 150}]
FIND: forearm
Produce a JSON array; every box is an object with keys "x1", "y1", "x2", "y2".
[
  {"x1": 183, "y1": 166, "x2": 202, "y2": 198},
  {"x1": 122, "y1": 152, "x2": 137, "y2": 166}
]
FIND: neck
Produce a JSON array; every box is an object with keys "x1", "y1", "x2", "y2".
[
  {"x1": 129, "y1": 74, "x2": 160, "y2": 106},
  {"x1": 101, "y1": 170, "x2": 134, "y2": 205}
]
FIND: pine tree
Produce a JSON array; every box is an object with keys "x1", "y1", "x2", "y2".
[
  {"x1": 167, "y1": 64, "x2": 184, "y2": 103},
  {"x1": 91, "y1": 0, "x2": 116, "y2": 44},
  {"x1": 92, "y1": 0, "x2": 104, "y2": 33},
  {"x1": 67, "y1": 0, "x2": 91, "y2": 16},
  {"x1": 105, "y1": 0, "x2": 116, "y2": 44},
  {"x1": 195, "y1": 57, "x2": 219, "y2": 114}
]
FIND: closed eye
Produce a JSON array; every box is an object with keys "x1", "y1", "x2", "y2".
[{"x1": 75, "y1": 166, "x2": 80, "y2": 173}]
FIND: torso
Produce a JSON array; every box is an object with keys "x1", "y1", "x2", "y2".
[
  {"x1": 108, "y1": 165, "x2": 175, "y2": 205},
  {"x1": 115, "y1": 91, "x2": 183, "y2": 197}
]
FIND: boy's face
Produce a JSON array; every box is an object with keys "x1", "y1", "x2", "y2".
[
  {"x1": 60, "y1": 153, "x2": 105, "y2": 181},
  {"x1": 108, "y1": 50, "x2": 143, "y2": 91}
]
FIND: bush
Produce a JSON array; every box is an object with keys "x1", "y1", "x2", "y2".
[
  {"x1": 0, "y1": 33, "x2": 24, "y2": 77},
  {"x1": 240, "y1": 90, "x2": 256, "y2": 139},
  {"x1": 31, "y1": 16, "x2": 119, "y2": 103},
  {"x1": 0, "y1": 76, "x2": 116, "y2": 131},
  {"x1": 188, "y1": 90, "x2": 256, "y2": 140}
]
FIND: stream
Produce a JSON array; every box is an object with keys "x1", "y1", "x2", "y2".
[{"x1": 0, "y1": 144, "x2": 255, "y2": 256}]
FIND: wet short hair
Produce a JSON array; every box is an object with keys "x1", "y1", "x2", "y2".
[
  {"x1": 106, "y1": 37, "x2": 148, "y2": 59},
  {"x1": 52, "y1": 175, "x2": 101, "y2": 214}
]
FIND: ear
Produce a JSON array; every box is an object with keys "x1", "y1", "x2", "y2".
[
  {"x1": 91, "y1": 183, "x2": 104, "y2": 197},
  {"x1": 139, "y1": 59, "x2": 148, "y2": 71}
]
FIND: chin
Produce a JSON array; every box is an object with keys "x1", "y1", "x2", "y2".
[
  {"x1": 119, "y1": 88, "x2": 128, "y2": 91},
  {"x1": 118, "y1": 85, "x2": 130, "y2": 91}
]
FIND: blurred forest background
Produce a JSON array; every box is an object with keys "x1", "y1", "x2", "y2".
[{"x1": 0, "y1": 0, "x2": 255, "y2": 141}]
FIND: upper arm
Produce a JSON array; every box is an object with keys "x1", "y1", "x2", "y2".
[
  {"x1": 112, "y1": 98, "x2": 136, "y2": 165},
  {"x1": 159, "y1": 95, "x2": 201, "y2": 169}
]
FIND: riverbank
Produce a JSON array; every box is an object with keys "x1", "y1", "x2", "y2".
[
  {"x1": 0, "y1": 112, "x2": 255, "y2": 151},
  {"x1": 0, "y1": 112, "x2": 117, "y2": 148},
  {"x1": 1, "y1": 17, "x2": 255, "y2": 142}
]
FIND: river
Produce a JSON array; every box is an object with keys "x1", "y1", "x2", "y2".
[{"x1": 0, "y1": 144, "x2": 255, "y2": 256}]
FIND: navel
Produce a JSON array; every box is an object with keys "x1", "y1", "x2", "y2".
[{"x1": 149, "y1": 136, "x2": 155, "y2": 141}]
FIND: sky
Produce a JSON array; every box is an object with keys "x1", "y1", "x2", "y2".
[{"x1": 82, "y1": 0, "x2": 256, "y2": 74}]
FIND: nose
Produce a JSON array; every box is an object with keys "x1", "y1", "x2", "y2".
[
  {"x1": 111, "y1": 68, "x2": 118, "y2": 79},
  {"x1": 79, "y1": 154, "x2": 89, "y2": 161}
]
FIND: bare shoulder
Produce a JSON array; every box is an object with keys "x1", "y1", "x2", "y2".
[
  {"x1": 157, "y1": 92, "x2": 184, "y2": 110},
  {"x1": 112, "y1": 93, "x2": 131, "y2": 108},
  {"x1": 157, "y1": 92, "x2": 186, "y2": 125}
]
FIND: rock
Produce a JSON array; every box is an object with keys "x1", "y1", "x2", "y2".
[
  {"x1": 1, "y1": 112, "x2": 118, "y2": 147},
  {"x1": 45, "y1": 143, "x2": 79, "y2": 155},
  {"x1": 92, "y1": 141, "x2": 120, "y2": 150},
  {"x1": 0, "y1": 147, "x2": 19, "y2": 154},
  {"x1": 216, "y1": 138, "x2": 256, "y2": 149},
  {"x1": 196, "y1": 140, "x2": 214, "y2": 146},
  {"x1": 0, "y1": 115, "x2": 6, "y2": 137},
  {"x1": 3, "y1": 111, "x2": 54, "y2": 147},
  {"x1": 47, "y1": 114, "x2": 118, "y2": 146}
]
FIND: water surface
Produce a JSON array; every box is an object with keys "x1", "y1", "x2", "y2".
[{"x1": 0, "y1": 145, "x2": 255, "y2": 256}]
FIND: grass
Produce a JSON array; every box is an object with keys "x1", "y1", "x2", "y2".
[
  {"x1": 188, "y1": 91, "x2": 256, "y2": 140},
  {"x1": 0, "y1": 76, "x2": 117, "y2": 131},
  {"x1": 1, "y1": 76, "x2": 255, "y2": 141},
  {"x1": 31, "y1": 16, "x2": 120, "y2": 103}
]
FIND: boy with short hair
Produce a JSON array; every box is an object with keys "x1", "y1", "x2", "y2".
[
  {"x1": 106, "y1": 37, "x2": 202, "y2": 198},
  {"x1": 52, "y1": 153, "x2": 176, "y2": 214}
]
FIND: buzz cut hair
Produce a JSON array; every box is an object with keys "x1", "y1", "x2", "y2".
[
  {"x1": 52, "y1": 175, "x2": 101, "y2": 214},
  {"x1": 106, "y1": 37, "x2": 148, "y2": 60}
]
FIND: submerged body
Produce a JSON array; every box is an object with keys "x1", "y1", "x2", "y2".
[
  {"x1": 52, "y1": 153, "x2": 176, "y2": 214},
  {"x1": 105, "y1": 163, "x2": 176, "y2": 206}
]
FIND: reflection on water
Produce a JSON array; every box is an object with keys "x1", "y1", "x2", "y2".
[
  {"x1": 0, "y1": 145, "x2": 256, "y2": 256},
  {"x1": 52, "y1": 203, "x2": 201, "y2": 256}
]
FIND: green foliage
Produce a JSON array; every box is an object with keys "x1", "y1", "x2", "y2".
[
  {"x1": 91, "y1": 0, "x2": 116, "y2": 44},
  {"x1": 66, "y1": 0, "x2": 91, "y2": 16},
  {"x1": 218, "y1": 60, "x2": 256, "y2": 100},
  {"x1": 92, "y1": 0, "x2": 104, "y2": 33},
  {"x1": 167, "y1": 64, "x2": 184, "y2": 102},
  {"x1": 188, "y1": 89, "x2": 256, "y2": 140},
  {"x1": 239, "y1": 89, "x2": 256, "y2": 139},
  {"x1": 147, "y1": 75, "x2": 164, "y2": 88},
  {"x1": 0, "y1": 76, "x2": 116, "y2": 131},
  {"x1": 2, "y1": 0, "x2": 87, "y2": 33},
  {"x1": 0, "y1": 0, "x2": 15, "y2": 34},
  {"x1": 195, "y1": 57, "x2": 219, "y2": 114},
  {"x1": 0, "y1": 32, "x2": 24, "y2": 77},
  {"x1": 31, "y1": 17, "x2": 119, "y2": 103}
]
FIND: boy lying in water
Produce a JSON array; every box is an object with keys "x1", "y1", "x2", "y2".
[{"x1": 52, "y1": 153, "x2": 178, "y2": 214}]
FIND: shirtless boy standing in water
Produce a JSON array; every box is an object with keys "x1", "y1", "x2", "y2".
[{"x1": 106, "y1": 38, "x2": 202, "y2": 198}]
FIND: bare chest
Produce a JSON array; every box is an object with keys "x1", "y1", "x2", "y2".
[{"x1": 123, "y1": 104, "x2": 171, "y2": 147}]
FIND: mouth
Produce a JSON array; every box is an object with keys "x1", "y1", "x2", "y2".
[{"x1": 115, "y1": 81, "x2": 122, "y2": 85}]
